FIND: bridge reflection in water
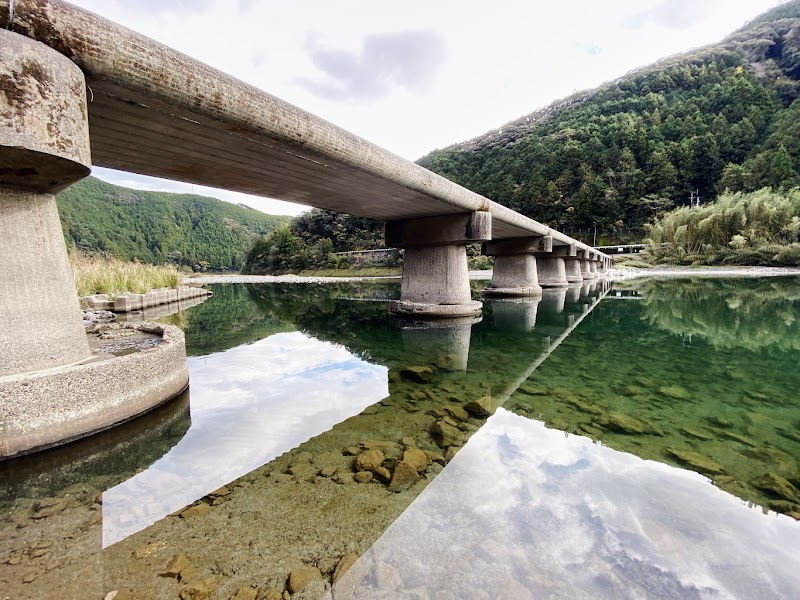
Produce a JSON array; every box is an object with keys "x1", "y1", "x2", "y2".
[{"x1": 6, "y1": 279, "x2": 798, "y2": 600}]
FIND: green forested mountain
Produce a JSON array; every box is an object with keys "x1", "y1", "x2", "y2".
[
  {"x1": 243, "y1": 208, "x2": 388, "y2": 274},
  {"x1": 416, "y1": 1, "x2": 800, "y2": 242},
  {"x1": 57, "y1": 177, "x2": 290, "y2": 271}
]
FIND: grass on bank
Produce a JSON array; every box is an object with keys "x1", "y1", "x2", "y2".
[
  {"x1": 645, "y1": 188, "x2": 800, "y2": 266},
  {"x1": 70, "y1": 250, "x2": 182, "y2": 297}
]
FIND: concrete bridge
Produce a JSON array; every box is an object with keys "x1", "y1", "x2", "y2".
[{"x1": 0, "y1": 0, "x2": 609, "y2": 457}]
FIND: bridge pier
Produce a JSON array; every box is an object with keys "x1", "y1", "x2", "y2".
[
  {"x1": 480, "y1": 236, "x2": 550, "y2": 297},
  {"x1": 536, "y1": 252, "x2": 569, "y2": 287},
  {"x1": 0, "y1": 31, "x2": 188, "y2": 460},
  {"x1": 386, "y1": 212, "x2": 490, "y2": 318},
  {"x1": 554, "y1": 245, "x2": 584, "y2": 284},
  {"x1": 0, "y1": 30, "x2": 93, "y2": 377},
  {"x1": 580, "y1": 253, "x2": 597, "y2": 280}
]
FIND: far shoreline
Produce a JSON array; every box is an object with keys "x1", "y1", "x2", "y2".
[{"x1": 185, "y1": 265, "x2": 800, "y2": 286}]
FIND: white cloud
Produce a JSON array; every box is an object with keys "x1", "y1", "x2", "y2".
[
  {"x1": 101, "y1": 332, "x2": 388, "y2": 546},
  {"x1": 328, "y1": 409, "x2": 800, "y2": 599}
]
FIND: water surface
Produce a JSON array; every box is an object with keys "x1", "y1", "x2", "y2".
[{"x1": 1, "y1": 277, "x2": 798, "y2": 599}]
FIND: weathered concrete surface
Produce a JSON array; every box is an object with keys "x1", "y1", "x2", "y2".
[
  {"x1": 563, "y1": 257, "x2": 584, "y2": 283},
  {"x1": 0, "y1": 0, "x2": 607, "y2": 261},
  {"x1": 390, "y1": 246, "x2": 482, "y2": 318},
  {"x1": 481, "y1": 236, "x2": 551, "y2": 297},
  {"x1": 0, "y1": 323, "x2": 189, "y2": 459},
  {"x1": 0, "y1": 188, "x2": 92, "y2": 376},
  {"x1": 0, "y1": 29, "x2": 91, "y2": 191},
  {"x1": 536, "y1": 256, "x2": 569, "y2": 287},
  {"x1": 0, "y1": 30, "x2": 93, "y2": 377},
  {"x1": 581, "y1": 259, "x2": 597, "y2": 280}
]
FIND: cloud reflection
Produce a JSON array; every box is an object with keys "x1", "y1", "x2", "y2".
[
  {"x1": 102, "y1": 332, "x2": 387, "y2": 546},
  {"x1": 332, "y1": 409, "x2": 800, "y2": 599}
]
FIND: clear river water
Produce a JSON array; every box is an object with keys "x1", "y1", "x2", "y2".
[{"x1": 1, "y1": 276, "x2": 799, "y2": 600}]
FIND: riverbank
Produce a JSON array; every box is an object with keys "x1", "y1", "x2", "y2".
[
  {"x1": 186, "y1": 266, "x2": 800, "y2": 286},
  {"x1": 608, "y1": 265, "x2": 800, "y2": 281}
]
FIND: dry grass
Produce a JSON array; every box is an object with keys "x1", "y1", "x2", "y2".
[{"x1": 70, "y1": 250, "x2": 182, "y2": 297}]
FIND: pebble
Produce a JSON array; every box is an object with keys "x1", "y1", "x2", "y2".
[{"x1": 287, "y1": 566, "x2": 323, "y2": 593}]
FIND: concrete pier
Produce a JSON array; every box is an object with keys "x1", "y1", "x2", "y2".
[
  {"x1": 0, "y1": 31, "x2": 188, "y2": 460},
  {"x1": 481, "y1": 236, "x2": 551, "y2": 297},
  {"x1": 0, "y1": 29, "x2": 92, "y2": 377},
  {"x1": 580, "y1": 256, "x2": 597, "y2": 280},
  {"x1": 489, "y1": 298, "x2": 540, "y2": 332},
  {"x1": 386, "y1": 212, "x2": 490, "y2": 318},
  {"x1": 536, "y1": 255, "x2": 569, "y2": 287}
]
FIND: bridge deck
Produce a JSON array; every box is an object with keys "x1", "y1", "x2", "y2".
[{"x1": 3, "y1": 0, "x2": 605, "y2": 255}]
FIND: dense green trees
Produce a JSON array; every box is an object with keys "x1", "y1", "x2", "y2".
[
  {"x1": 417, "y1": 2, "x2": 800, "y2": 242},
  {"x1": 56, "y1": 177, "x2": 289, "y2": 271},
  {"x1": 243, "y1": 208, "x2": 394, "y2": 274}
]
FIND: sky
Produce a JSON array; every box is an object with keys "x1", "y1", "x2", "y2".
[{"x1": 70, "y1": 0, "x2": 785, "y2": 216}]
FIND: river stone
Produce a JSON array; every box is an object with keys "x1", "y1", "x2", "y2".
[
  {"x1": 356, "y1": 449, "x2": 385, "y2": 472},
  {"x1": 681, "y1": 427, "x2": 714, "y2": 441},
  {"x1": 180, "y1": 503, "x2": 211, "y2": 519},
  {"x1": 318, "y1": 466, "x2": 337, "y2": 478},
  {"x1": 232, "y1": 587, "x2": 259, "y2": 600},
  {"x1": 425, "y1": 450, "x2": 445, "y2": 465},
  {"x1": 401, "y1": 436, "x2": 417, "y2": 447},
  {"x1": 667, "y1": 449, "x2": 725, "y2": 475},
  {"x1": 432, "y1": 420, "x2": 462, "y2": 448},
  {"x1": 659, "y1": 385, "x2": 691, "y2": 400},
  {"x1": 596, "y1": 413, "x2": 649, "y2": 435},
  {"x1": 294, "y1": 452, "x2": 314, "y2": 463},
  {"x1": 464, "y1": 396, "x2": 493, "y2": 418},
  {"x1": 375, "y1": 562, "x2": 404, "y2": 589},
  {"x1": 374, "y1": 466, "x2": 392, "y2": 483},
  {"x1": 288, "y1": 463, "x2": 317, "y2": 482},
  {"x1": 402, "y1": 448, "x2": 429, "y2": 473},
  {"x1": 389, "y1": 461, "x2": 420, "y2": 492},
  {"x1": 333, "y1": 553, "x2": 359, "y2": 584},
  {"x1": 287, "y1": 566, "x2": 323, "y2": 593},
  {"x1": 752, "y1": 473, "x2": 800, "y2": 502},
  {"x1": 354, "y1": 471, "x2": 373, "y2": 484},
  {"x1": 333, "y1": 473, "x2": 354, "y2": 485},
  {"x1": 179, "y1": 577, "x2": 216, "y2": 600},
  {"x1": 160, "y1": 554, "x2": 191, "y2": 578},
  {"x1": 343, "y1": 446, "x2": 361, "y2": 456},
  {"x1": 443, "y1": 405, "x2": 470, "y2": 421},
  {"x1": 402, "y1": 366, "x2": 435, "y2": 383}
]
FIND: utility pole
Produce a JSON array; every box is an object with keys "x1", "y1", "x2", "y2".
[
  {"x1": 690, "y1": 189, "x2": 700, "y2": 207},
  {"x1": 593, "y1": 222, "x2": 597, "y2": 246}
]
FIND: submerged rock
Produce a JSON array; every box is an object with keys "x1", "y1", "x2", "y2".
[
  {"x1": 389, "y1": 461, "x2": 420, "y2": 492},
  {"x1": 752, "y1": 473, "x2": 800, "y2": 503},
  {"x1": 160, "y1": 554, "x2": 191, "y2": 578},
  {"x1": 355, "y1": 449, "x2": 385, "y2": 472},
  {"x1": 333, "y1": 553, "x2": 359, "y2": 584},
  {"x1": 354, "y1": 471, "x2": 373, "y2": 484},
  {"x1": 179, "y1": 577, "x2": 216, "y2": 600},
  {"x1": 431, "y1": 420, "x2": 462, "y2": 448},
  {"x1": 464, "y1": 396, "x2": 493, "y2": 418},
  {"x1": 667, "y1": 449, "x2": 725, "y2": 475},
  {"x1": 287, "y1": 566, "x2": 323, "y2": 593},
  {"x1": 659, "y1": 385, "x2": 691, "y2": 400},
  {"x1": 402, "y1": 448, "x2": 430, "y2": 473},
  {"x1": 180, "y1": 503, "x2": 211, "y2": 519},
  {"x1": 401, "y1": 366, "x2": 434, "y2": 383},
  {"x1": 596, "y1": 413, "x2": 650, "y2": 435}
]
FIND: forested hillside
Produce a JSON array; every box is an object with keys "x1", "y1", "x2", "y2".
[
  {"x1": 57, "y1": 177, "x2": 290, "y2": 271},
  {"x1": 417, "y1": 1, "x2": 800, "y2": 241},
  {"x1": 243, "y1": 208, "x2": 388, "y2": 274}
]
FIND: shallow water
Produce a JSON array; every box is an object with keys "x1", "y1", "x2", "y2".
[{"x1": 1, "y1": 277, "x2": 799, "y2": 599}]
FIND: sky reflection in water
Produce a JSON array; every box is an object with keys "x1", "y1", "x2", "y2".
[
  {"x1": 332, "y1": 408, "x2": 800, "y2": 599},
  {"x1": 102, "y1": 331, "x2": 388, "y2": 546}
]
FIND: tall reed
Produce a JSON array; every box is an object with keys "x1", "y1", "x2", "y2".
[
  {"x1": 70, "y1": 250, "x2": 182, "y2": 297},
  {"x1": 645, "y1": 188, "x2": 800, "y2": 265}
]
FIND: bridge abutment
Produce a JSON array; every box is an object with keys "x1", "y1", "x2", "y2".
[
  {"x1": 386, "y1": 212, "x2": 490, "y2": 318},
  {"x1": 481, "y1": 236, "x2": 550, "y2": 297}
]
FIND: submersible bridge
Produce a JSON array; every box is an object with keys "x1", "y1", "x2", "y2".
[{"x1": 0, "y1": 0, "x2": 609, "y2": 458}]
